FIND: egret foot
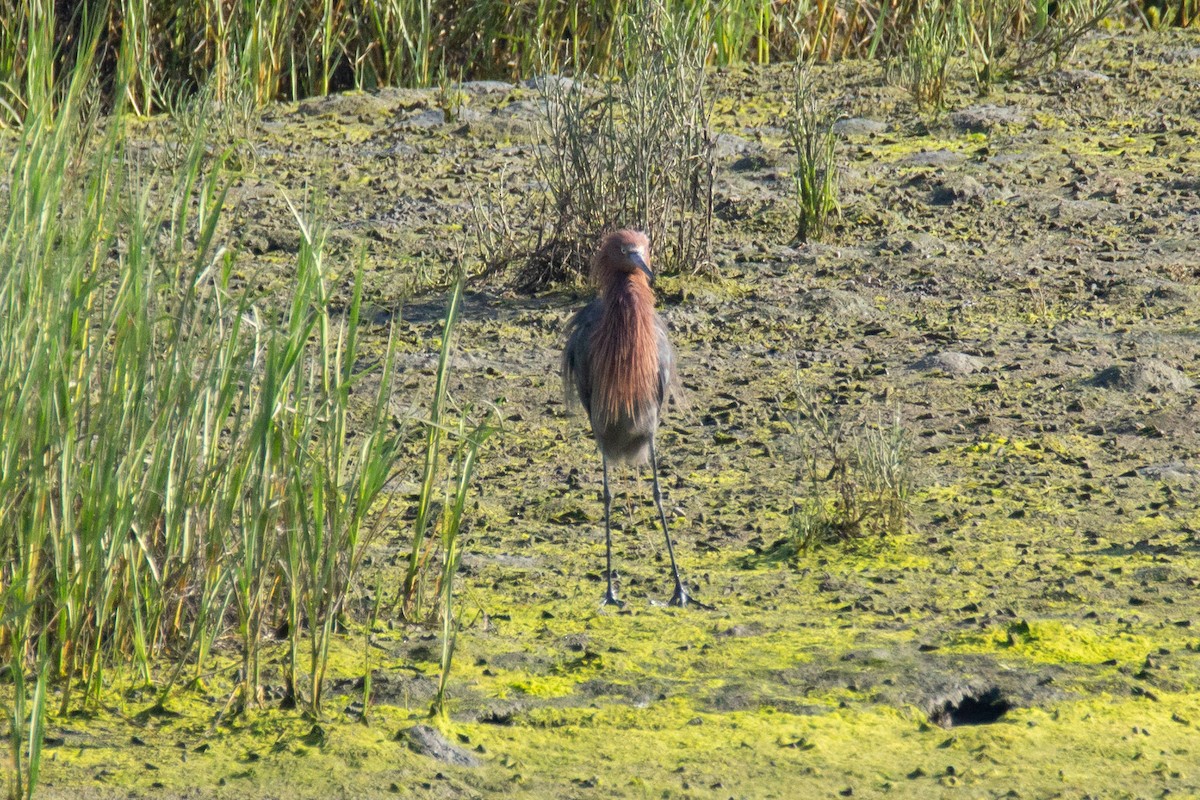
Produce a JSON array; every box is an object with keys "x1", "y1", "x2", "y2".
[{"x1": 668, "y1": 582, "x2": 714, "y2": 610}]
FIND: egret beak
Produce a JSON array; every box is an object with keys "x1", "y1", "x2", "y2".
[{"x1": 630, "y1": 251, "x2": 654, "y2": 284}]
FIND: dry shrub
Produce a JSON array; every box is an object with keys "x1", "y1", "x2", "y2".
[{"x1": 523, "y1": 2, "x2": 715, "y2": 289}]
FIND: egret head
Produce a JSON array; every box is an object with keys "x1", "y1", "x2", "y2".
[{"x1": 594, "y1": 229, "x2": 653, "y2": 285}]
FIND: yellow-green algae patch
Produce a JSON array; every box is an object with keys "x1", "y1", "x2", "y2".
[
  {"x1": 462, "y1": 693, "x2": 1200, "y2": 798},
  {"x1": 30, "y1": 699, "x2": 498, "y2": 799},
  {"x1": 945, "y1": 619, "x2": 1156, "y2": 665}
]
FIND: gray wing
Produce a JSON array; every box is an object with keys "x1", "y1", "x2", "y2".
[
  {"x1": 562, "y1": 300, "x2": 602, "y2": 415},
  {"x1": 655, "y1": 314, "x2": 681, "y2": 411}
]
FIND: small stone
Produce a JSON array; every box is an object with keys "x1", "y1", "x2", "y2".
[
  {"x1": 1090, "y1": 359, "x2": 1191, "y2": 393},
  {"x1": 1050, "y1": 69, "x2": 1110, "y2": 87},
  {"x1": 524, "y1": 74, "x2": 576, "y2": 93},
  {"x1": 455, "y1": 80, "x2": 516, "y2": 95},
  {"x1": 900, "y1": 150, "x2": 965, "y2": 167},
  {"x1": 930, "y1": 175, "x2": 988, "y2": 205},
  {"x1": 713, "y1": 132, "x2": 757, "y2": 159},
  {"x1": 400, "y1": 724, "x2": 482, "y2": 768},
  {"x1": 833, "y1": 117, "x2": 888, "y2": 137},
  {"x1": 398, "y1": 108, "x2": 446, "y2": 129},
  {"x1": 949, "y1": 105, "x2": 1026, "y2": 133}
]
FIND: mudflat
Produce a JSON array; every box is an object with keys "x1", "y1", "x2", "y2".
[{"x1": 32, "y1": 28, "x2": 1200, "y2": 799}]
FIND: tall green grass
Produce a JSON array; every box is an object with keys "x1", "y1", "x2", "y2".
[
  {"x1": 1, "y1": 1, "x2": 1181, "y2": 120},
  {"x1": 0, "y1": 28, "x2": 486, "y2": 800}
]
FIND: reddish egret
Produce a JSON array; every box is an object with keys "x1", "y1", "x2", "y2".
[{"x1": 562, "y1": 230, "x2": 694, "y2": 607}]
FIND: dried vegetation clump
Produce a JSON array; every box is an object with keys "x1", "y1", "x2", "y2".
[{"x1": 525, "y1": 4, "x2": 715, "y2": 287}]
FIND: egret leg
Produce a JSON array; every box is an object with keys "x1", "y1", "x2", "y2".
[
  {"x1": 601, "y1": 456, "x2": 623, "y2": 607},
  {"x1": 650, "y1": 442, "x2": 698, "y2": 608}
]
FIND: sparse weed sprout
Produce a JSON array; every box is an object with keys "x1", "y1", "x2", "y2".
[
  {"x1": 787, "y1": 387, "x2": 914, "y2": 551},
  {"x1": 1008, "y1": 0, "x2": 1122, "y2": 72},
  {"x1": 528, "y1": 1, "x2": 714, "y2": 286},
  {"x1": 963, "y1": 0, "x2": 1121, "y2": 91},
  {"x1": 435, "y1": 60, "x2": 467, "y2": 123},
  {"x1": 887, "y1": 0, "x2": 1122, "y2": 104},
  {"x1": 788, "y1": 60, "x2": 839, "y2": 243},
  {"x1": 892, "y1": 0, "x2": 957, "y2": 110}
]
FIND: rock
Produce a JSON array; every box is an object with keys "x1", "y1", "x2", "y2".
[
  {"x1": 899, "y1": 150, "x2": 965, "y2": 167},
  {"x1": 524, "y1": 74, "x2": 577, "y2": 93},
  {"x1": 833, "y1": 117, "x2": 888, "y2": 137},
  {"x1": 1090, "y1": 359, "x2": 1191, "y2": 393},
  {"x1": 911, "y1": 351, "x2": 987, "y2": 375},
  {"x1": 713, "y1": 133, "x2": 757, "y2": 159},
  {"x1": 399, "y1": 724, "x2": 481, "y2": 767},
  {"x1": 456, "y1": 80, "x2": 516, "y2": 95},
  {"x1": 798, "y1": 288, "x2": 878, "y2": 320},
  {"x1": 1135, "y1": 462, "x2": 1200, "y2": 481},
  {"x1": 930, "y1": 175, "x2": 988, "y2": 205},
  {"x1": 397, "y1": 107, "x2": 446, "y2": 129},
  {"x1": 949, "y1": 105, "x2": 1026, "y2": 133},
  {"x1": 1049, "y1": 69, "x2": 1110, "y2": 88}
]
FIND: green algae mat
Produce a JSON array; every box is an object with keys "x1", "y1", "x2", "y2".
[{"x1": 24, "y1": 29, "x2": 1200, "y2": 800}]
